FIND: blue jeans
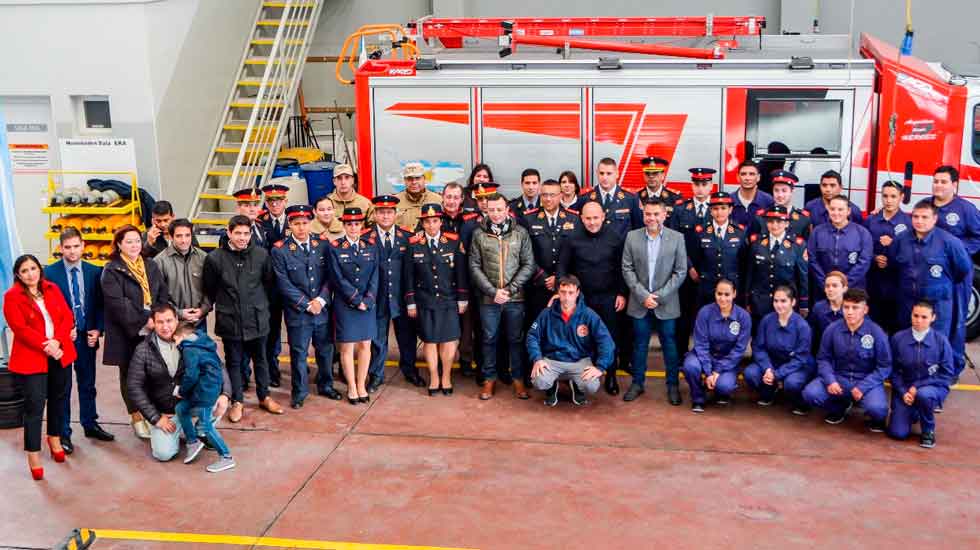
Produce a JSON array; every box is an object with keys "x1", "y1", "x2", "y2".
[
  {"x1": 175, "y1": 400, "x2": 230, "y2": 458},
  {"x1": 286, "y1": 321, "x2": 334, "y2": 401},
  {"x1": 480, "y1": 302, "x2": 525, "y2": 381},
  {"x1": 62, "y1": 337, "x2": 99, "y2": 437},
  {"x1": 631, "y1": 312, "x2": 679, "y2": 387}
]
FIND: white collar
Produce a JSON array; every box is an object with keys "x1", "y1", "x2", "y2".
[
  {"x1": 714, "y1": 222, "x2": 728, "y2": 234},
  {"x1": 426, "y1": 232, "x2": 441, "y2": 243},
  {"x1": 769, "y1": 232, "x2": 786, "y2": 243},
  {"x1": 345, "y1": 235, "x2": 360, "y2": 246},
  {"x1": 293, "y1": 236, "x2": 311, "y2": 247},
  {"x1": 912, "y1": 328, "x2": 930, "y2": 342}
]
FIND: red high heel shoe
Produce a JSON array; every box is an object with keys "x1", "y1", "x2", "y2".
[
  {"x1": 47, "y1": 439, "x2": 66, "y2": 463},
  {"x1": 31, "y1": 467, "x2": 44, "y2": 481}
]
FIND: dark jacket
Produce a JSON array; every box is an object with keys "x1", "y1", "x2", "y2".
[
  {"x1": 202, "y1": 239, "x2": 275, "y2": 342},
  {"x1": 100, "y1": 257, "x2": 169, "y2": 366},
  {"x1": 177, "y1": 332, "x2": 224, "y2": 409},
  {"x1": 126, "y1": 332, "x2": 230, "y2": 425},
  {"x1": 44, "y1": 259, "x2": 105, "y2": 337},
  {"x1": 526, "y1": 294, "x2": 615, "y2": 371},
  {"x1": 558, "y1": 223, "x2": 627, "y2": 299},
  {"x1": 468, "y1": 218, "x2": 535, "y2": 303}
]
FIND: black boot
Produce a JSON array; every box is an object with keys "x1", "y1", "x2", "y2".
[
  {"x1": 604, "y1": 370, "x2": 620, "y2": 396},
  {"x1": 667, "y1": 384, "x2": 682, "y2": 406}
]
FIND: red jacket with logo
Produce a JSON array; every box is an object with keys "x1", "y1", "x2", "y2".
[{"x1": 3, "y1": 280, "x2": 77, "y2": 374}]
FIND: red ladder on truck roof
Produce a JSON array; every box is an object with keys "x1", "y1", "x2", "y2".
[{"x1": 411, "y1": 15, "x2": 766, "y2": 48}]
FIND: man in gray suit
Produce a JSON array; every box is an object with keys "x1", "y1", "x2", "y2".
[{"x1": 622, "y1": 197, "x2": 688, "y2": 404}]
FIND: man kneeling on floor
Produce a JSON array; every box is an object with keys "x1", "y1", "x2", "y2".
[
  {"x1": 127, "y1": 304, "x2": 232, "y2": 466},
  {"x1": 526, "y1": 275, "x2": 615, "y2": 406}
]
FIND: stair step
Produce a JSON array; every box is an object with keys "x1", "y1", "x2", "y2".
[
  {"x1": 215, "y1": 142, "x2": 273, "y2": 154},
  {"x1": 256, "y1": 19, "x2": 311, "y2": 27},
  {"x1": 198, "y1": 193, "x2": 237, "y2": 201},
  {"x1": 237, "y1": 79, "x2": 289, "y2": 87},
  {"x1": 245, "y1": 57, "x2": 299, "y2": 65},
  {"x1": 229, "y1": 100, "x2": 287, "y2": 109},
  {"x1": 207, "y1": 165, "x2": 265, "y2": 177},
  {"x1": 262, "y1": 1, "x2": 317, "y2": 7},
  {"x1": 223, "y1": 119, "x2": 280, "y2": 131},
  {"x1": 251, "y1": 38, "x2": 306, "y2": 46}
]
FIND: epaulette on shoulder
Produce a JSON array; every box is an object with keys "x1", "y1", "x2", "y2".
[
  {"x1": 408, "y1": 233, "x2": 424, "y2": 245},
  {"x1": 755, "y1": 208, "x2": 766, "y2": 215},
  {"x1": 443, "y1": 231, "x2": 459, "y2": 241},
  {"x1": 749, "y1": 234, "x2": 759, "y2": 243},
  {"x1": 395, "y1": 226, "x2": 411, "y2": 237},
  {"x1": 565, "y1": 208, "x2": 580, "y2": 216},
  {"x1": 330, "y1": 237, "x2": 342, "y2": 247},
  {"x1": 273, "y1": 240, "x2": 285, "y2": 248},
  {"x1": 796, "y1": 236, "x2": 806, "y2": 246},
  {"x1": 676, "y1": 198, "x2": 686, "y2": 206},
  {"x1": 525, "y1": 207, "x2": 540, "y2": 216},
  {"x1": 360, "y1": 227, "x2": 373, "y2": 235},
  {"x1": 462, "y1": 212, "x2": 480, "y2": 221},
  {"x1": 800, "y1": 209, "x2": 810, "y2": 216},
  {"x1": 694, "y1": 225, "x2": 704, "y2": 233},
  {"x1": 737, "y1": 224, "x2": 746, "y2": 231}
]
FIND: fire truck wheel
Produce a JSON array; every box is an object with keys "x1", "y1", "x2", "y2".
[{"x1": 967, "y1": 265, "x2": 980, "y2": 341}]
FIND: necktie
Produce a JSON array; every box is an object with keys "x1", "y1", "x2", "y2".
[
  {"x1": 430, "y1": 238, "x2": 437, "y2": 252},
  {"x1": 70, "y1": 267, "x2": 84, "y2": 332},
  {"x1": 697, "y1": 204, "x2": 705, "y2": 219},
  {"x1": 384, "y1": 233, "x2": 392, "y2": 251},
  {"x1": 603, "y1": 193, "x2": 611, "y2": 208},
  {"x1": 274, "y1": 219, "x2": 281, "y2": 236},
  {"x1": 302, "y1": 242, "x2": 309, "y2": 254},
  {"x1": 549, "y1": 217, "x2": 556, "y2": 231},
  {"x1": 253, "y1": 224, "x2": 263, "y2": 244}
]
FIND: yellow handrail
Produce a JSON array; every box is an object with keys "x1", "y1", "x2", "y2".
[{"x1": 335, "y1": 24, "x2": 419, "y2": 85}]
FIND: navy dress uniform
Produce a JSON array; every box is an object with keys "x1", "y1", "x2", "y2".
[
  {"x1": 367, "y1": 195, "x2": 421, "y2": 389},
  {"x1": 888, "y1": 226, "x2": 972, "y2": 372},
  {"x1": 404, "y1": 204, "x2": 469, "y2": 343},
  {"x1": 669, "y1": 168, "x2": 714, "y2": 355},
  {"x1": 864, "y1": 202, "x2": 911, "y2": 333},
  {"x1": 259, "y1": 183, "x2": 290, "y2": 388},
  {"x1": 575, "y1": 185, "x2": 642, "y2": 240},
  {"x1": 637, "y1": 157, "x2": 681, "y2": 218},
  {"x1": 887, "y1": 327, "x2": 955, "y2": 444},
  {"x1": 521, "y1": 207, "x2": 579, "y2": 320},
  {"x1": 270, "y1": 205, "x2": 341, "y2": 406},
  {"x1": 327, "y1": 208, "x2": 379, "y2": 343},
  {"x1": 681, "y1": 302, "x2": 752, "y2": 409},
  {"x1": 802, "y1": 317, "x2": 892, "y2": 426},
  {"x1": 744, "y1": 207, "x2": 809, "y2": 322},
  {"x1": 748, "y1": 172, "x2": 811, "y2": 239},
  {"x1": 743, "y1": 311, "x2": 815, "y2": 409},
  {"x1": 689, "y1": 192, "x2": 748, "y2": 306}
]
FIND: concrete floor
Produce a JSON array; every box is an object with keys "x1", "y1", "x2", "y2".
[{"x1": 3, "y1": 342, "x2": 980, "y2": 550}]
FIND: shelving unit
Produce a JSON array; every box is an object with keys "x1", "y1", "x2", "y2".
[{"x1": 43, "y1": 170, "x2": 144, "y2": 266}]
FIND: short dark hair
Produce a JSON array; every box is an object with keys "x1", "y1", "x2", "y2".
[
  {"x1": 151, "y1": 303, "x2": 177, "y2": 319},
  {"x1": 558, "y1": 275, "x2": 581, "y2": 289},
  {"x1": 443, "y1": 181, "x2": 464, "y2": 195},
  {"x1": 828, "y1": 194, "x2": 850, "y2": 207},
  {"x1": 934, "y1": 165, "x2": 959, "y2": 182},
  {"x1": 598, "y1": 157, "x2": 617, "y2": 168},
  {"x1": 151, "y1": 201, "x2": 174, "y2": 217},
  {"x1": 820, "y1": 170, "x2": 843, "y2": 185},
  {"x1": 520, "y1": 168, "x2": 541, "y2": 182},
  {"x1": 168, "y1": 218, "x2": 193, "y2": 237},
  {"x1": 643, "y1": 197, "x2": 666, "y2": 209},
  {"x1": 540, "y1": 178, "x2": 560, "y2": 189},
  {"x1": 912, "y1": 199, "x2": 938, "y2": 215},
  {"x1": 737, "y1": 160, "x2": 759, "y2": 172},
  {"x1": 228, "y1": 215, "x2": 252, "y2": 231},
  {"x1": 842, "y1": 288, "x2": 869, "y2": 305},
  {"x1": 174, "y1": 323, "x2": 198, "y2": 339},
  {"x1": 59, "y1": 226, "x2": 83, "y2": 245},
  {"x1": 558, "y1": 171, "x2": 579, "y2": 195},
  {"x1": 773, "y1": 285, "x2": 796, "y2": 301},
  {"x1": 313, "y1": 195, "x2": 333, "y2": 209},
  {"x1": 715, "y1": 278, "x2": 736, "y2": 293},
  {"x1": 484, "y1": 192, "x2": 507, "y2": 204},
  {"x1": 912, "y1": 300, "x2": 935, "y2": 313}
]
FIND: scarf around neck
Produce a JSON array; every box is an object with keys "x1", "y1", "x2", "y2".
[{"x1": 122, "y1": 254, "x2": 151, "y2": 306}]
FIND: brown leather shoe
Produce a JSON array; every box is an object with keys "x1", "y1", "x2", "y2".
[
  {"x1": 513, "y1": 380, "x2": 530, "y2": 400},
  {"x1": 260, "y1": 397, "x2": 284, "y2": 415},
  {"x1": 228, "y1": 402, "x2": 244, "y2": 423},
  {"x1": 479, "y1": 380, "x2": 495, "y2": 400}
]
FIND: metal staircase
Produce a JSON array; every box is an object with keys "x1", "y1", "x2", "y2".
[{"x1": 189, "y1": 0, "x2": 323, "y2": 245}]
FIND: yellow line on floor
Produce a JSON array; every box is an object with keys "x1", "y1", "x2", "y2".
[{"x1": 90, "y1": 529, "x2": 477, "y2": 550}]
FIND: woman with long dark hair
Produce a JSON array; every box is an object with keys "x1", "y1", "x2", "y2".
[
  {"x1": 3, "y1": 254, "x2": 77, "y2": 480},
  {"x1": 463, "y1": 163, "x2": 494, "y2": 212},
  {"x1": 101, "y1": 224, "x2": 169, "y2": 439},
  {"x1": 558, "y1": 170, "x2": 581, "y2": 210}
]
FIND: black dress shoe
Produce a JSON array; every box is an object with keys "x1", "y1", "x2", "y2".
[
  {"x1": 604, "y1": 373, "x2": 620, "y2": 396},
  {"x1": 359, "y1": 395, "x2": 370, "y2": 404},
  {"x1": 405, "y1": 373, "x2": 426, "y2": 387},
  {"x1": 269, "y1": 380, "x2": 281, "y2": 388},
  {"x1": 442, "y1": 387, "x2": 453, "y2": 396},
  {"x1": 83, "y1": 423, "x2": 116, "y2": 442},
  {"x1": 290, "y1": 399, "x2": 304, "y2": 409},
  {"x1": 367, "y1": 378, "x2": 383, "y2": 394},
  {"x1": 667, "y1": 385, "x2": 682, "y2": 406},
  {"x1": 428, "y1": 387, "x2": 440, "y2": 396},
  {"x1": 348, "y1": 396, "x2": 358, "y2": 405},
  {"x1": 318, "y1": 387, "x2": 342, "y2": 400},
  {"x1": 60, "y1": 436, "x2": 74, "y2": 455},
  {"x1": 459, "y1": 362, "x2": 475, "y2": 378},
  {"x1": 623, "y1": 383, "x2": 645, "y2": 402}
]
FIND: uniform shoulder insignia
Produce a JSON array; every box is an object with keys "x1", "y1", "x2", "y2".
[
  {"x1": 360, "y1": 227, "x2": 373, "y2": 235},
  {"x1": 760, "y1": 238, "x2": 769, "y2": 247},
  {"x1": 462, "y1": 212, "x2": 479, "y2": 221},
  {"x1": 755, "y1": 208, "x2": 765, "y2": 215},
  {"x1": 617, "y1": 191, "x2": 625, "y2": 199},
  {"x1": 800, "y1": 209, "x2": 810, "y2": 216},
  {"x1": 273, "y1": 240, "x2": 285, "y2": 248},
  {"x1": 736, "y1": 224, "x2": 745, "y2": 231},
  {"x1": 526, "y1": 208, "x2": 540, "y2": 216},
  {"x1": 565, "y1": 208, "x2": 580, "y2": 216},
  {"x1": 330, "y1": 238, "x2": 341, "y2": 248},
  {"x1": 796, "y1": 236, "x2": 806, "y2": 246},
  {"x1": 749, "y1": 234, "x2": 759, "y2": 243},
  {"x1": 784, "y1": 240, "x2": 792, "y2": 249},
  {"x1": 676, "y1": 198, "x2": 686, "y2": 206},
  {"x1": 408, "y1": 234, "x2": 423, "y2": 245},
  {"x1": 791, "y1": 212, "x2": 800, "y2": 220},
  {"x1": 443, "y1": 232, "x2": 459, "y2": 241},
  {"x1": 694, "y1": 225, "x2": 703, "y2": 233}
]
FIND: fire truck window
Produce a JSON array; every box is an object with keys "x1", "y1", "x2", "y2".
[
  {"x1": 748, "y1": 99, "x2": 843, "y2": 156},
  {"x1": 973, "y1": 104, "x2": 980, "y2": 164}
]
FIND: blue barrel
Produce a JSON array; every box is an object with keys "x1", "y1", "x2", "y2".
[{"x1": 302, "y1": 161, "x2": 336, "y2": 205}]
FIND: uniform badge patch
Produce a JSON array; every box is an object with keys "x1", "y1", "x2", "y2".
[
  {"x1": 577, "y1": 324, "x2": 589, "y2": 337},
  {"x1": 894, "y1": 223, "x2": 907, "y2": 234},
  {"x1": 930, "y1": 264, "x2": 943, "y2": 278},
  {"x1": 861, "y1": 334, "x2": 874, "y2": 349},
  {"x1": 288, "y1": 243, "x2": 297, "y2": 251},
  {"x1": 848, "y1": 251, "x2": 858, "y2": 264},
  {"x1": 928, "y1": 364, "x2": 939, "y2": 376},
  {"x1": 729, "y1": 321, "x2": 740, "y2": 335},
  {"x1": 946, "y1": 212, "x2": 960, "y2": 226}
]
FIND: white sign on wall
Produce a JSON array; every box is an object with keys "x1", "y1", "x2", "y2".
[{"x1": 58, "y1": 137, "x2": 137, "y2": 188}]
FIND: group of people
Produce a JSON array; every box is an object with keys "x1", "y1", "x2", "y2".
[{"x1": 5, "y1": 155, "x2": 978, "y2": 480}]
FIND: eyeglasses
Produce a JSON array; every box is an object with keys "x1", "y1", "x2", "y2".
[{"x1": 540, "y1": 192, "x2": 559, "y2": 198}]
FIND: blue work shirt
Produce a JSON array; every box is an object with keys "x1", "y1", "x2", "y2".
[
  {"x1": 889, "y1": 327, "x2": 955, "y2": 397},
  {"x1": 932, "y1": 196, "x2": 980, "y2": 255},
  {"x1": 889, "y1": 227, "x2": 972, "y2": 315},
  {"x1": 808, "y1": 299, "x2": 843, "y2": 353},
  {"x1": 691, "y1": 303, "x2": 752, "y2": 374},
  {"x1": 752, "y1": 312, "x2": 813, "y2": 380},
  {"x1": 863, "y1": 209, "x2": 911, "y2": 298},
  {"x1": 645, "y1": 229, "x2": 663, "y2": 291},
  {"x1": 816, "y1": 318, "x2": 892, "y2": 395},
  {"x1": 807, "y1": 221, "x2": 873, "y2": 289},
  {"x1": 731, "y1": 189, "x2": 774, "y2": 228},
  {"x1": 804, "y1": 197, "x2": 863, "y2": 228}
]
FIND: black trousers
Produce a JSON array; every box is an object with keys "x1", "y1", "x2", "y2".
[
  {"x1": 118, "y1": 336, "x2": 142, "y2": 414},
  {"x1": 17, "y1": 360, "x2": 69, "y2": 452},
  {"x1": 585, "y1": 293, "x2": 620, "y2": 372},
  {"x1": 674, "y1": 278, "x2": 698, "y2": 356},
  {"x1": 224, "y1": 338, "x2": 271, "y2": 403},
  {"x1": 265, "y1": 304, "x2": 284, "y2": 384}
]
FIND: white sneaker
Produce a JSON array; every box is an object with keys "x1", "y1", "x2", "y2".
[
  {"x1": 206, "y1": 456, "x2": 236, "y2": 473},
  {"x1": 183, "y1": 440, "x2": 205, "y2": 464}
]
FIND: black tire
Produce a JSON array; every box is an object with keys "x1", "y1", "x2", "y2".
[
  {"x1": 0, "y1": 398, "x2": 24, "y2": 429},
  {"x1": 968, "y1": 265, "x2": 980, "y2": 342},
  {"x1": 0, "y1": 368, "x2": 22, "y2": 402}
]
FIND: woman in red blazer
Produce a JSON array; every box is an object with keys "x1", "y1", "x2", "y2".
[{"x1": 3, "y1": 254, "x2": 77, "y2": 480}]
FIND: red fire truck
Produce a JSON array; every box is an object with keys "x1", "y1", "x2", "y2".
[{"x1": 344, "y1": 16, "x2": 980, "y2": 336}]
